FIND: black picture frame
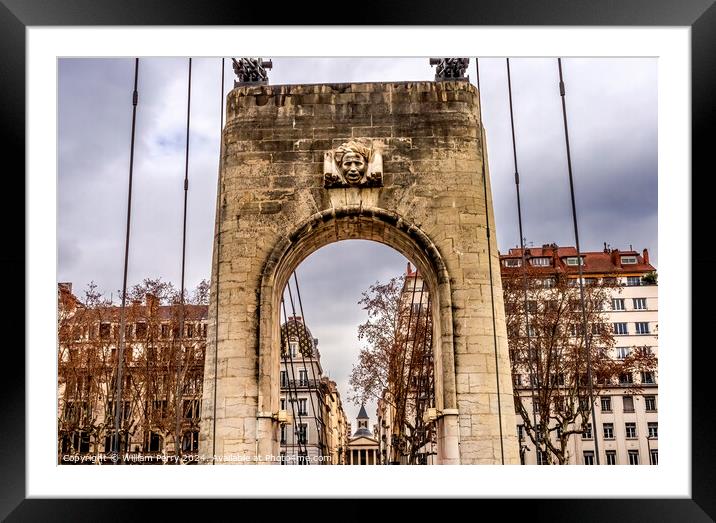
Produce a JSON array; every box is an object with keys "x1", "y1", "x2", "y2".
[{"x1": 3, "y1": 0, "x2": 713, "y2": 520}]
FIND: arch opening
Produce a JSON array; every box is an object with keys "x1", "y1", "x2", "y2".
[{"x1": 257, "y1": 207, "x2": 458, "y2": 464}]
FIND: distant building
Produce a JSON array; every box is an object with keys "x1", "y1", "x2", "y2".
[
  {"x1": 279, "y1": 315, "x2": 348, "y2": 465},
  {"x1": 345, "y1": 405, "x2": 380, "y2": 465},
  {"x1": 57, "y1": 283, "x2": 207, "y2": 462},
  {"x1": 375, "y1": 263, "x2": 437, "y2": 465},
  {"x1": 501, "y1": 244, "x2": 658, "y2": 465}
]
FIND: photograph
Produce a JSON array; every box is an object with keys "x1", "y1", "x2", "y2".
[
  {"x1": 56, "y1": 56, "x2": 658, "y2": 467},
  {"x1": 7, "y1": 11, "x2": 709, "y2": 519}
]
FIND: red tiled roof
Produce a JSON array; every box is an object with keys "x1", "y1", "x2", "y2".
[{"x1": 500, "y1": 245, "x2": 655, "y2": 276}]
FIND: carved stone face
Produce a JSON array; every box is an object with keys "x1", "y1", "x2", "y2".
[{"x1": 340, "y1": 152, "x2": 367, "y2": 185}]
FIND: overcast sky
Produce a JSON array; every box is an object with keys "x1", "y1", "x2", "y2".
[{"x1": 58, "y1": 57, "x2": 657, "y2": 425}]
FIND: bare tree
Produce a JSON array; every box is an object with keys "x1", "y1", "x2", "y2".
[
  {"x1": 58, "y1": 279, "x2": 207, "y2": 464},
  {"x1": 502, "y1": 267, "x2": 658, "y2": 464},
  {"x1": 349, "y1": 275, "x2": 435, "y2": 464}
]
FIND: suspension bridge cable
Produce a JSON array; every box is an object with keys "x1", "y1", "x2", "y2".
[
  {"x1": 505, "y1": 58, "x2": 541, "y2": 461},
  {"x1": 291, "y1": 271, "x2": 330, "y2": 462},
  {"x1": 280, "y1": 297, "x2": 308, "y2": 462},
  {"x1": 286, "y1": 278, "x2": 325, "y2": 463},
  {"x1": 392, "y1": 267, "x2": 420, "y2": 463},
  {"x1": 475, "y1": 58, "x2": 505, "y2": 464},
  {"x1": 113, "y1": 57, "x2": 140, "y2": 459},
  {"x1": 212, "y1": 57, "x2": 225, "y2": 465},
  {"x1": 175, "y1": 57, "x2": 193, "y2": 459},
  {"x1": 557, "y1": 57, "x2": 600, "y2": 464}
]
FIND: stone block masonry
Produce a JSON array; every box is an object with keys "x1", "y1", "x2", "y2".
[{"x1": 200, "y1": 80, "x2": 520, "y2": 464}]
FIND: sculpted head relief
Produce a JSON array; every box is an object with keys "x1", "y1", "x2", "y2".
[{"x1": 324, "y1": 140, "x2": 383, "y2": 188}]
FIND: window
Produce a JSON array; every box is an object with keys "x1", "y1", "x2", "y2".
[
  {"x1": 616, "y1": 347, "x2": 631, "y2": 360},
  {"x1": 298, "y1": 398, "x2": 308, "y2": 416},
  {"x1": 280, "y1": 398, "x2": 286, "y2": 410},
  {"x1": 583, "y1": 451, "x2": 595, "y2": 465},
  {"x1": 626, "y1": 276, "x2": 641, "y2": 286},
  {"x1": 613, "y1": 323, "x2": 628, "y2": 335},
  {"x1": 600, "y1": 396, "x2": 612, "y2": 412},
  {"x1": 619, "y1": 373, "x2": 634, "y2": 385},
  {"x1": 135, "y1": 322, "x2": 147, "y2": 338},
  {"x1": 280, "y1": 425, "x2": 287, "y2": 444},
  {"x1": 641, "y1": 371, "x2": 655, "y2": 384},
  {"x1": 603, "y1": 423, "x2": 614, "y2": 439},
  {"x1": 183, "y1": 399, "x2": 200, "y2": 419},
  {"x1": 186, "y1": 324, "x2": 194, "y2": 338},
  {"x1": 536, "y1": 450, "x2": 548, "y2": 465},
  {"x1": 625, "y1": 422, "x2": 637, "y2": 438},
  {"x1": 582, "y1": 423, "x2": 592, "y2": 440},
  {"x1": 503, "y1": 258, "x2": 521, "y2": 267},
  {"x1": 644, "y1": 395, "x2": 657, "y2": 412},
  {"x1": 531, "y1": 257, "x2": 551, "y2": 266},
  {"x1": 648, "y1": 422, "x2": 658, "y2": 438},
  {"x1": 633, "y1": 298, "x2": 647, "y2": 310},
  {"x1": 280, "y1": 371, "x2": 288, "y2": 388},
  {"x1": 603, "y1": 277, "x2": 618, "y2": 286},
  {"x1": 650, "y1": 449, "x2": 658, "y2": 465},
  {"x1": 146, "y1": 432, "x2": 162, "y2": 452},
  {"x1": 611, "y1": 298, "x2": 625, "y2": 311},
  {"x1": 541, "y1": 277, "x2": 556, "y2": 288},
  {"x1": 296, "y1": 423, "x2": 308, "y2": 444},
  {"x1": 411, "y1": 302, "x2": 423, "y2": 314},
  {"x1": 628, "y1": 450, "x2": 639, "y2": 465},
  {"x1": 99, "y1": 322, "x2": 111, "y2": 339},
  {"x1": 565, "y1": 257, "x2": 584, "y2": 266},
  {"x1": 182, "y1": 430, "x2": 199, "y2": 452},
  {"x1": 621, "y1": 256, "x2": 637, "y2": 264},
  {"x1": 298, "y1": 370, "x2": 309, "y2": 386},
  {"x1": 161, "y1": 324, "x2": 170, "y2": 338},
  {"x1": 512, "y1": 374, "x2": 522, "y2": 387},
  {"x1": 635, "y1": 322, "x2": 650, "y2": 335},
  {"x1": 527, "y1": 325, "x2": 538, "y2": 337},
  {"x1": 289, "y1": 341, "x2": 299, "y2": 358},
  {"x1": 527, "y1": 300, "x2": 538, "y2": 313},
  {"x1": 605, "y1": 450, "x2": 617, "y2": 465},
  {"x1": 517, "y1": 425, "x2": 525, "y2": 441},
  {"x1": 623, "y1": 396, "x2": 635, "y2": 412}
]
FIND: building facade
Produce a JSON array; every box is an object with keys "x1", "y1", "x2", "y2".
[
  {"x1": 500, "y1": 244, "x2": 658, "y2": 465},
  {"x1": 345, "y1": 405, "x2": 380, "y2": 465},
  {"x1": 375, "y1": 263, "x2": 437, "y2": 465},
  {"x1": 279, "y1": 315, "x2": 348, "y2": 465},
  {"x1": 57, "y1": 283, "x2": 207, "y2": 463}
]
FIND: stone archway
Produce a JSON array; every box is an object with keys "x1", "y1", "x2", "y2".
[{"x1": 200, "y1": 79, "x2": 520, "y2": 464}]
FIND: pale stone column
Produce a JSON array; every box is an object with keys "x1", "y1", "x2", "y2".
[
  {"x1": 437, "y1": 410, "x2": 460, "y2": 464},
  {"x1": 256, "y1": 415, "x2": 275, "y2": 464}
]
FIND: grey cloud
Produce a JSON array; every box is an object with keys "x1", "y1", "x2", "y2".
[{"x1": 58, "y1": 57, "x2": 657, "y2": 419}]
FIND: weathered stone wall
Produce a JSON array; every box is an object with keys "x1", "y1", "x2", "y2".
[{"x1": 200, "y1": 80, "x2": 520, "y2": 464}]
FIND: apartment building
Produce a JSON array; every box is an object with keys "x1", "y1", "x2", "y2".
[{"x1": 501, "y1": 244, "x2": 658, "y2": 465}]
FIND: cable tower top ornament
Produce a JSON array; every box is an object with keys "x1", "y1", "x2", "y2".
[
  {"x1": 430, "y1": 58, "x2": 470, "y2": 81},
  {"x1": 232, "y1": 58, "x2": 273, "y2": 86}
]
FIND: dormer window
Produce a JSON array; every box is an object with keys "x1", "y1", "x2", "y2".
[
  {"x1": 503, "y1": 259, "x2": 522, "y2": 267},
  {"x1": 565, "y1": 257, "x2": 584, "y2": 266},
  {"x1": 530, "y1": 257, "x2": 551, "y2": 267},
  {"x1": 621, "y1": 256, "x2": 637, "y2": 264}
]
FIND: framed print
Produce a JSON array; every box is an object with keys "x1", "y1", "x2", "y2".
[{"x1": 3, "y1": 0, "x2": 714, "y2": 519}]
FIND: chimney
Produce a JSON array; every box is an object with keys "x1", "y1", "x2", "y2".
[
  {"x1": 643, "y1": 248, "x2": 650, "y2": 265},
  {"x1": 603, "y1": 242, "x2": 608, "y2": 253},
  {"x1": 146, "y1": 293, "x2": 158, "y2": 311},
  {"x1": 611, "y1": 248, "x2": 620, "y2": 267},
  {"x1": 406, "y1": 262, "x2": 412, "y2": 276}
]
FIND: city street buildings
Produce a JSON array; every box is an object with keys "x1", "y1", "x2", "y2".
[{"x1": 501, "y1": 244, "x2": 658, "y2": 465}]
